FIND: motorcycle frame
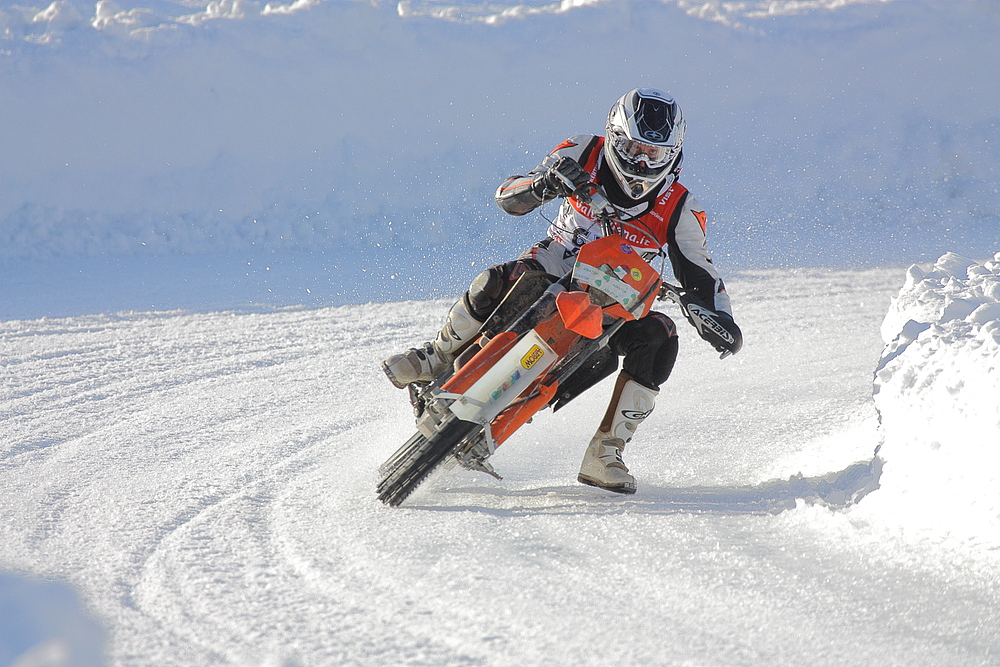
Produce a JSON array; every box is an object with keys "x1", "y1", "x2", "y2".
[{"x1": 422, "y1": 234, "x2": 663, "y2": 457}]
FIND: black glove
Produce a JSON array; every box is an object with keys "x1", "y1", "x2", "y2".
[
  {"x1": 536, "y1": 156, "x2": 589, "y2": 198},
  {"x1": 679, "y1": 293, "x2": 743, "y2": 358}
]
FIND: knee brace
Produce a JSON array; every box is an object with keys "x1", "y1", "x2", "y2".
[
  {"x1": 466, "y1": 264, "x2": 510, "y2": 320},
  {"x1": 613, "y1": 312, "x2": 679, "y2": 391},
  {"x1": 465, "y1": 259, "x2": 547, "y2": 321}
]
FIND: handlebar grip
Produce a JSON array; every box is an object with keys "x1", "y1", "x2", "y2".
[
  {"x1": 553, "y1": 170, "x2": 577, "y2": 193},
  {"x1": 572, "y1": 183, "x2": 612, "y2": 215}
]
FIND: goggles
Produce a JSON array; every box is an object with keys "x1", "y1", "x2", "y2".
[{"x1": 609, "y1": 130, "x2": 678, "y2": 174}]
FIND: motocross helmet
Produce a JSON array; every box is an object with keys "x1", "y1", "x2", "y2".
[{"x1": 604, "y1": 88, "x2": 686, "y2": 199}]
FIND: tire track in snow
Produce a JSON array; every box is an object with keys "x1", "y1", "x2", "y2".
[{"x1": 7, "y1": 271, "x2": 999, "y2": 665}]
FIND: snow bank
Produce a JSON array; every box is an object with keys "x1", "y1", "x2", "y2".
[
  {"x1": 2, "y1": 0, "x2": 998, "y2": 269},
  {"x1": 0, "y1": 572, "x2": 106, "y2": 667},
  {"x1": 871, "y1": 251, "x2": 1000, "y2": 550}
]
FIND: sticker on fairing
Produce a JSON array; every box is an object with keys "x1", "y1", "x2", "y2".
[
  {"x1": 449, "y1": 330, "x2": 557, "y2": 424},
  {"x1": 521, "y1": 345, "x2": 545, "y2": 370},
  {"x1": 573, "y1": 261, "x2": 640, "y2": 309}
]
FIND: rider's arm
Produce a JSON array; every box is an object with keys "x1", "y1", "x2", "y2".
[
  {"x1": 495, "y1": 136, "x2": 598, "y2": 216},
  {"x1": 494, "y1": 171, "x2": 549, "y2": 216},
  {"x1": 667, "y1": 196, "x2": 733, "y2": 317}
]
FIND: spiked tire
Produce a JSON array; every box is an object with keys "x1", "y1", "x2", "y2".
[
  {"x1": 377, "y1": 416, "x2": 481, "y2": 507},
  {"x1": 378, "y1": 431, "x2": 427, "y2": 480}
]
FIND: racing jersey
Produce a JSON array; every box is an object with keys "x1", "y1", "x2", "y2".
[{"x1": 495, "y1": 134, "x2": 732, "y2": 316}]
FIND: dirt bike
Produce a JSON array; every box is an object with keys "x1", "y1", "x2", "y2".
[{"x1": 376, "y1": 184, "x2": 736, "y2": 507}]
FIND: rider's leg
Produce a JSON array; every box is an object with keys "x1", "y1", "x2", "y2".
[
  {"x1": 382, "y1": 260, "x2": 542, "y2": 388},
  {"x1": 578, "y1": 371, "x2": 658, "y2": 494},
  {"x1": 578, "y1": 312, "x2": 678, "y2": 493},
  {"x1": 382, "y1": 293, "x2": 483, "y2": 388}
]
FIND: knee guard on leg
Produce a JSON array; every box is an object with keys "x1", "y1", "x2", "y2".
[
  {"x1": 466, "y1": 258, "x2": 548, "y2": 321},
  {"x1": 613, "y1": 312, "x2": 679, "y2": 391},
  {"x1": 467, "y1": 265, "x2": 511, "y2": 321}
]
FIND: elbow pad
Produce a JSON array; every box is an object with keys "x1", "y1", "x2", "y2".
[{"x1": 495, "y1": 174, "x2": 548, "y2": 216}]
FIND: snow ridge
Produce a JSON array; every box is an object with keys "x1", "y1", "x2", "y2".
[
  {"x1": 427, "y1": 0, "x2": 903, "y2": 28},
  {"x1": 2, "y1": 0, "x2": 998, "y2": 270},
  {"x1": 871, "y1": 250, "x2": 1000, "y2": 552},
  {"x1": 2, "y1": 0, "x2": 901, "y2": 41}
]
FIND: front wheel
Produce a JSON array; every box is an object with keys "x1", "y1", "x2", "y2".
[{"x1": 376, "y1": 416, "x2": 481, "y2": 507}]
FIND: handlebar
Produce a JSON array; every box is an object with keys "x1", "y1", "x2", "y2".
[
  {"x1": 657, "y1": 282, "x2": 683, "y2": 303},
  {"x1": 570, "y1": 183, "x2": 618, "y2": 236}
]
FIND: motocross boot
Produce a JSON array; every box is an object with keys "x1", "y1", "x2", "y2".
[
  {"x1": 382, "y1": 296, "x2": 484, "y2": 389},
  {"x1": 578, "y1": 372, "x2": 658, "y2": 494}
]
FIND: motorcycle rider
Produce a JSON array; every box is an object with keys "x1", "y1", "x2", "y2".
[{"x1": 382, "y1": 88, "x2": 742, "y2": 494}]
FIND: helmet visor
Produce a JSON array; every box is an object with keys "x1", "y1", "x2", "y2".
[{"x1": 609, "y1": 130, "x2": 678, "y2": 175}]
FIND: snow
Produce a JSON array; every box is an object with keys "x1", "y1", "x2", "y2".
[
  {"x1": 3, "y1": 261, "x2": 999, "y2": 665},
  {"x1": 2, "y1": 0, "x2": 1000, "y2": 664},
  {"x1": 868, "y1": 251, "x2": 1000, "y2": 555},
  {"x1": 2, "y1": 0, "x2": 999, "y2": 282}
]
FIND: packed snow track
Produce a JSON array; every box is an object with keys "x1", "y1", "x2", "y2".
[{"x1": 2, "y1": 267, "x2": 998, "y2": 666}]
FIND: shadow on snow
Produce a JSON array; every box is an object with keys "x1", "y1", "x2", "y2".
[{"x1": 408, "y1": 457, "x2": 884, "y2": 516}]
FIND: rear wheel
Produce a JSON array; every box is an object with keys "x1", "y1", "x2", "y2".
[{"x1": 377, "y1": 416, "x2": 481, "y2": 507}]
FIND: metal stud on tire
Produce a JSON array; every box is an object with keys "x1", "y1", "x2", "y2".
[{"x1": 376, "y1": 416, "x2": 481, "y2": 507}]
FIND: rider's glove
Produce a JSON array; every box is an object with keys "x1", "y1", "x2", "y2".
[
  {"x1": 680, "y1": 293, "x2": 743, "y2": 358},
  {"x1": 534, "y1": 156, "x2": 589, "y2": 199},
  {"x1": 710, "y1": 310, "x2": 743, "y2": 358}
]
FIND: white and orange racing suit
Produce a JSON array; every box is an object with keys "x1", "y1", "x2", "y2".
[
  {"x1": 495, "y1": 134, "x2": 733, "y2": 319},
  {"x1": 478, "y1": 134, "x2": 740, "y2": 390}
]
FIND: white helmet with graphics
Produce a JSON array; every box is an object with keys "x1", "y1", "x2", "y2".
[{"x1": 604, "y1": 88, "x2": 686, "y2": 199}]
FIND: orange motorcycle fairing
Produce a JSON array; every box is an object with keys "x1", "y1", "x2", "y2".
[
  {"x1": 573, "y1": 234, "x2": 662, "y2": 321},
  {"x1": 490, "y1": 379, "x2": 558, "y2": 446},
  {"x1": 555, "y1": 290, "x2": 603, "y2": 339},
  {"x1": 442, "y1": 330, "x2": 518, "y2": 395}
]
